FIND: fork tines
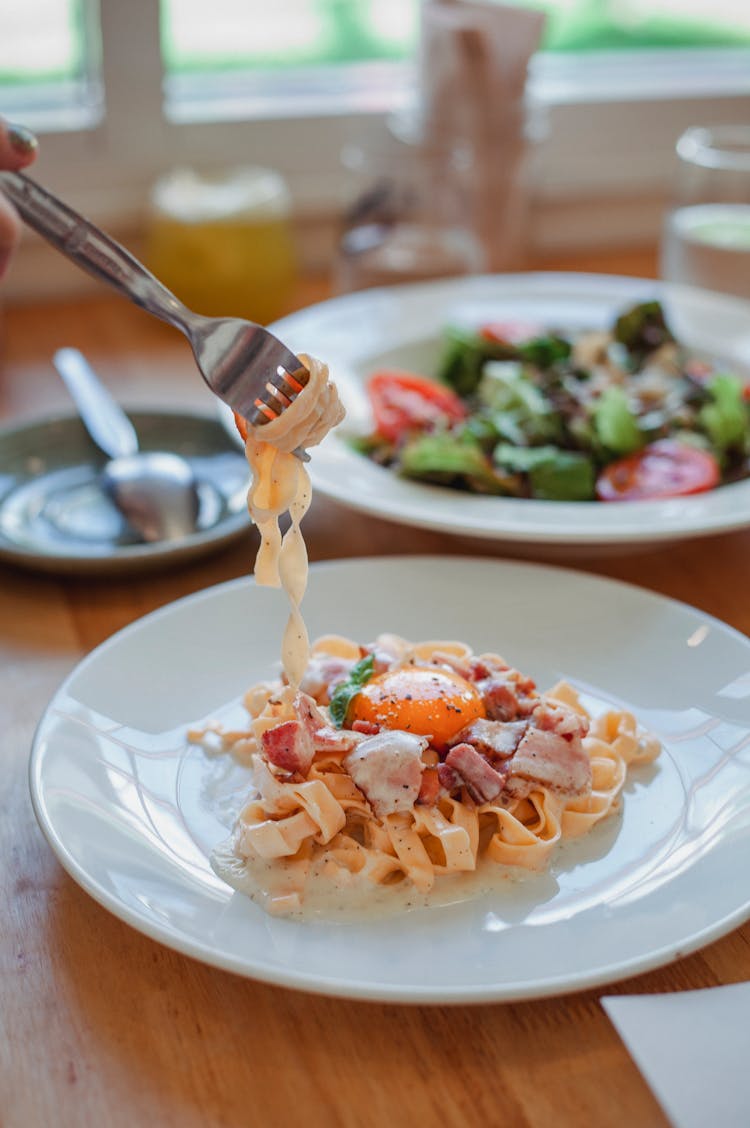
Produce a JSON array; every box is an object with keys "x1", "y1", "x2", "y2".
[{"x1": 249, "y1": 363, "x2": 310, "y2": 426}]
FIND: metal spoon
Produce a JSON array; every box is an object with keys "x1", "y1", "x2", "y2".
[{"x1": 53, "y1": 348, "x2": 200, "y2": 543}]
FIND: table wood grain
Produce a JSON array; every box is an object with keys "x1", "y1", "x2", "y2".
[{"x1": 2, "y1": 250, "x2": 749, "y2": 1128}]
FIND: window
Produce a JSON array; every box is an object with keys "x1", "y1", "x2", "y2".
[
  {"x1": 0, "y1": 0, "x2": 102, "y2": 129},
  {"x1": 158, "y1": 1, "x2": 750, "y2": 117},
  {"x1": 161, "y1": 0, "x2": 419, "y2": 121},
  {"x1": 2, "y1": 0, "x2": 750, "y2": 297},
  {"x1": 162, "y1": 0, "x2": 415, "y2": 69},
  {"x1": 539, "y1": 0, "x2": 750, "y2": 51},
  {"x1": 5, "y1": 2, "x2": 748, "y2": 127}
]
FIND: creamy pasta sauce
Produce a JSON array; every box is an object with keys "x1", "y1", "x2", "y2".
[
  {"x1": 204, "y1": 632, "x2": 661, "y2": 920},
  {"x1": 212, "y1": 836, "x2": 535, "y2": 921}
]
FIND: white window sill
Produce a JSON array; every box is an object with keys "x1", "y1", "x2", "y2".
[
  {"x1": 4, "y1": 48, "x2": 749, "y2": 302},
  {"x1": 531, "y1": 47, "x2": 750, "y2": 104}
]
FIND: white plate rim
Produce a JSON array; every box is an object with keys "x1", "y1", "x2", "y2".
[
  {"x1": 29, "y1": 555, "x2": 750, "y2": 1003},
  {"x1": 221, "y1": 272, "x2": 750, "y2": 546}
]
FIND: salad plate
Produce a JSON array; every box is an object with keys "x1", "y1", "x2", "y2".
[
  {"x1": 220, "y1": 273, "x2": 750, "y2": 548},
  {"x1": 30, "y1": 556, "x2": 750, "y2": 1003}
]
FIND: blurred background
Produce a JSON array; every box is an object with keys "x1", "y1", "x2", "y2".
[{"x1": 2, "y1": 0, "x2": 750, "y2": 312}]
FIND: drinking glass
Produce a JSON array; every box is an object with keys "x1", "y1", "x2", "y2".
[
  {"x1": 660, "y1": 125, "x2": 750, "y2": 299},
  {"x1": 334, "y1": 115, "x2": 487, "y2": 294},
  {"x1": 146, "y1": 166, "x2": 297, "y2": 324}
]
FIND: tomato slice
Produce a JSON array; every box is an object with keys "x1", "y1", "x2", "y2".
[
  {"x1": 367, "y1": 370, "x2": 467, "y2": 443},
  {"x1": 595, "y1": 440, "x2": 720, "y2": 502}
]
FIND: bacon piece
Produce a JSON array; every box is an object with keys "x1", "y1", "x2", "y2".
[
  {"x1": 437, "y1": 762, "x2": 461, "y2": 793},
  {"x1": 416, "y1": 767, "x2": 440, "y2": 807},
  {"x1": 444, "y1": 742, "x2": 507, "y2": 804},
  {"x1": 343, "y1": 731, "x2": 427, "y2": 818},
  {"x1": 312, "y1": 726, "x2": 363, "y2": 754},
  {"x1": 508, "y1": 725, "x2": 591, "y2": 797},
  {"x1": 468, "y1": 658, "x2": 493, "y2": 681},
  {"x1": 532, "y1": 699, "x2": 590, "y2": 741},
  {"x1": 261, "y1": 720, "x2": 314, "y2": 776},
  {"x1": 452, "y1": 718, "x2": 527, "y2": 763},
  {"x1": 293, "y1": 691, "x2": 362, "y2": 754},
  {"x1": 294, "y1": 690, "x2": 329, "y2": 730},
  {"x1": 481, "y1": 678, "x2": 521, "y2": 720},
  {"x1": 482, "y1": 672, "x2": 534, "y2": 717},
  {"x1": 352, "y1": 719, "x2": 380, "y2": 735},
  {"x1": 479, "y1": 672, "x2": 537, "y2": 721},
  {"x1": 468, "y1": 653, "x2": 512, "y2": 681}
]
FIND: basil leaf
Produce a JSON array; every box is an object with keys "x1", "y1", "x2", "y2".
[{"x1": 328, "y1": 655, "x2": 375, "y2": 729}]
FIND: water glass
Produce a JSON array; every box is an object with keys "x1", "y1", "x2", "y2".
[
  {"x1": 335, "y1": 116, "x2": 487, "y2": 293},
  {"x1": 660, "y1": 125, "x2": 750, "y2": 299}
]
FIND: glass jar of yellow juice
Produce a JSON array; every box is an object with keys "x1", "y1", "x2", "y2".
[{"x1": 146, "y1": 166, "x2": 296, "y2": 324}]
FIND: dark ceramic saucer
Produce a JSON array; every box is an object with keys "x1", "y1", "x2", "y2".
[{"x1": 0, "y1": 410, "x2": 251, "y2": 573}]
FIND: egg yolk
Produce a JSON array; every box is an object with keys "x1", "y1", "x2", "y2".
[{"x1": 351, "y1": 666, "x2": 485, "y2": 749}]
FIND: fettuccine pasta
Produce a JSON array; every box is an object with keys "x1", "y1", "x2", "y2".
[
  {"x1": 241, "y1": 353, "x2": 344, "y2": 688},
  {"x1": 206, "y1": 634, "x2": 660, "y2": 917}
]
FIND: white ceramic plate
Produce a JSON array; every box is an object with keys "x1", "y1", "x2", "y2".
[
  {"x1": 221, "y1": 273, "x2": 750, "y2": 548},
  {"x1": 30, "y1": 556, "x2": 750, "y2": 1003}
]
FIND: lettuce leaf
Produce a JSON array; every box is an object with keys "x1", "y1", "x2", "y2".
[
  {"x1": 517, "y1": 334, "x2": 571, "y2": 368},
  {"x1": 493, "y1": 443, "x2": 596, "y2": 501},
  {"x1": 437, "y1": 327, "x2": 516, "y2": 398},
  {"x1": 592, "y1": 386, "x2": 644, "y2": 455},
  {"x1": 328, "y1": 655, "x2": 375, "y2": 729},
  {"x1": 479, "y1": 362, "x2": 562, "y2": 445},
  {"x1": 699, "y1": 374, "x2": 749, "y2": 454},
  {"x1": 613, "y1": 300, "x2": 674, "y2": 362},
  {"x1": 399, "y1": 432, "x2": 516, "y2": 494}
]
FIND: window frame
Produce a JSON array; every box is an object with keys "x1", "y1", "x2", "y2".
[{"x1": 4, "y1": 0, "x2": 750, "y2": 299}]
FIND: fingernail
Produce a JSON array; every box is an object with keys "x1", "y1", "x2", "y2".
[{"x1": 7, "y1": 123, "x2": 38, "y2": 155}]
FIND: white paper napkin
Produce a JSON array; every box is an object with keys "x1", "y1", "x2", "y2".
[{"x1": 602, "y1": 983, "x2": 750, "y2": 1128}]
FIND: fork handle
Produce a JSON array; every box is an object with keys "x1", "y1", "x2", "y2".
[{"x1": 0, "y1": 172, "x2": 190, "y2": 332}]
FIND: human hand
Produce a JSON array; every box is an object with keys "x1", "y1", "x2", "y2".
[{"x1": 0, "y1": 120, "x2": 38, "y2": 278}]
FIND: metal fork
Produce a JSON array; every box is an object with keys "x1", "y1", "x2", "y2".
[{"x1": 0, "y1": 171, "x2": 310, "y2": 440}]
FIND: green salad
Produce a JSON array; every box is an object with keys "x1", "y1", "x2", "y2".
[{"x1": 350, "y1": 300, "x2": 750, "y2": 502}]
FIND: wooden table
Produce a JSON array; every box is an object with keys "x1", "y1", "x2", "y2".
[{"x1": 3, "y1": 250, "x2": 749, "y2": 1128}]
